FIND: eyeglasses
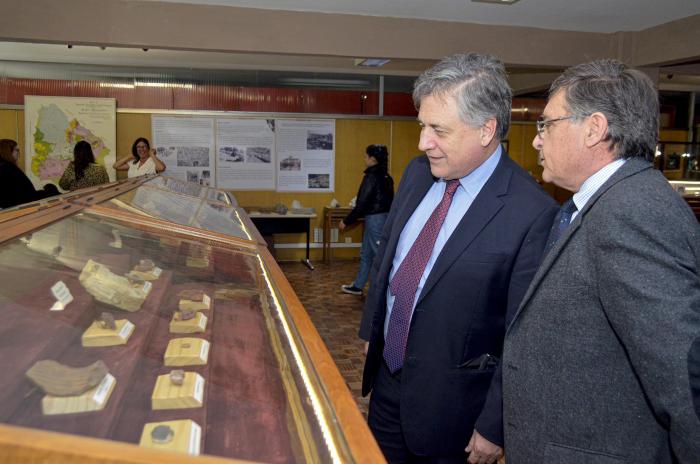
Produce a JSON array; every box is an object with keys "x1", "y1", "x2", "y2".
[{"x1": 536, "y1": 115, "x2": 575, "y2": 136}]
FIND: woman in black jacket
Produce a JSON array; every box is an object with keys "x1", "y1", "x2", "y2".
[
  {"x1": 339, "y1": 144, "x2": 394, "y2": 296},
  {"x1": 0, "y1": 139, "x2": 58, "y2": 209}
]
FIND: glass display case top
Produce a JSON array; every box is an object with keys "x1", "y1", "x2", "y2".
[
  {"x1": 103, "y1": 184, "x2": 251, "y2": 242},
  {"x1": 144, "y1": 176, "x2": 236, "y2": 206}
]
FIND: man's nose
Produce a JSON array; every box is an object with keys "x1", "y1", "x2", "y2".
[
  {"x1": 418, "y1": 129, "x2": 435, "y2": 152},
  {"x1": 532, "y1": 133, "x2": 543, "y2": 151}
]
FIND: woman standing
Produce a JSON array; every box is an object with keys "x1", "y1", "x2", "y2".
[
  {"x1": 113, "y1": 137, "x2": 166, "y2": 177},
  {"x1": 59, "y1": 140, "x2": 109, "y2": 191},
  {"x1": 0, "y1": 139, "x2": 58, "y2": 209},
  {"x1": 339, "y1": 144, "x2": 394, "y2": 296}
]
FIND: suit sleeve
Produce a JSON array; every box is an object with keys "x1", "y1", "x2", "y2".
[
  {"x1": 474, "y1": 203, "x2": 558, "y2": 446},
  {"x1": 590, "y1": 194, "x2": 700, "y2": 461},
  {"x1": 344, "y1": 174, "x2": 375, "y2": 226}
]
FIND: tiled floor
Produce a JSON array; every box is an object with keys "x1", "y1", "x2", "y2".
[{"x1": 279, "y1": 259, "x2": 370, "y2": 416}]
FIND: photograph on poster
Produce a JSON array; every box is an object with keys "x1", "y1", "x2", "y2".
[
  {"x1": 279, "y1": 156, "x2": 301, "y2": 171},
  {"x1": 187, "y1": 171, "x2": 199, "y2": 183},
  {"x1": 219, "y1": 146, "x2": 244, "y2": 163},
  {"x1": 245, "y1": 147, "x2": 271, "y2": 163},
  {"x1": 308, "y1": 173, "x2": 330, "y2": 188},
  {"x1": 306, "y1": 132, "x2": 333, "y2": 150},
  {"x1": 200, "y1": 170, "x2": 211, "y2": 186},
  {"x1": 177, "y1": 147, "x2": 210, "y2": 167}
]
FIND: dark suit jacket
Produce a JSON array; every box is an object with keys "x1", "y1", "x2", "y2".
[
  {"x1": 503, "y1": 158, "x2": 700, "y2": 463},
  {"x1": 360, "y1": 154, "x2": 558, "y2": 455}
]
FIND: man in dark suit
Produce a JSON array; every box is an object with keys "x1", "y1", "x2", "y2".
[
  {"x1": 503, "y1": 60, "x2": 700, "y2": 463},
  {"x1": 358, "y1": 53, "x2": 558, "y2": 463}
]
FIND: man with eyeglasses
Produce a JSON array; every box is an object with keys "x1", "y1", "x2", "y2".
[
  {"x1": 359, "y1": 53, "x2": 557, "y2": 464},
  {"x1": 502, "y1": 60, "x2": 700, "y2": 463}
]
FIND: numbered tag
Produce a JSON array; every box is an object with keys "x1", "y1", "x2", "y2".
[{"x1": 50, "y1": 281, "x2": 74, "y2": 311}]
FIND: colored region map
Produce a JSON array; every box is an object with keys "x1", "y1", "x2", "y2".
[{"x1": 24, "y1": 96, "x2": 116, "y2": 188}]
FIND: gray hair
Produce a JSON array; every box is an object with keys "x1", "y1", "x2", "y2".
[
  {"x1": 550, "y1": 59, "x2": 658, "y2": 161},
  {"x1": 413, "y1": 53, "x2": 512, "y2": 141}
]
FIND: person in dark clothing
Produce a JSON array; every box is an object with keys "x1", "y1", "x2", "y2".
[
  {"x1": 0, "y1": 139, "x2": 58, "y2": 209},
  {"x1": 339, "y1": 144, "x2": 394, "y2": 296}
]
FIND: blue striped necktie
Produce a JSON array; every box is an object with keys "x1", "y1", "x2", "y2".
[{"x1": 544, "y1": 198, "x2": 577, "y2": 253}]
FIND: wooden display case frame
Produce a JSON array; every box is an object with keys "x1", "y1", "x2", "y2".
[{"x1": 0, "y1": 177, "x2": 384, "y2": 464}]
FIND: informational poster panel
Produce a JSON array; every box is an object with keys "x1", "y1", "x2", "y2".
[
  {"x1": 24, "y1": 96, "x2": 116, "y2": 188},
  {"x1": 216, "y1": 118, "x2": 275, "y2": 190},
  {"x1": 150, "y1": 115, "x2": 335, "y2": 191},
  {"x1": 152, "y1": 116, "x2": 215, "y2": 187},
  {"x1": 276, "y1": 119, "x2": 335, "y2": 192}
]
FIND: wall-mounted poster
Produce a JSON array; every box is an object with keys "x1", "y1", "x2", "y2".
[
  {"x1": 275, "y1": 119, "x2": 335, "y2": 192},
  {"x1": 152, "y1": 116, "x2": 215, "y2": 187},
  {"x1": 24, "y1": 96, "x2": 116, "y2": 188},
  {"x1": 216, "y1": 118, "x2": 275, "y2": 190}
]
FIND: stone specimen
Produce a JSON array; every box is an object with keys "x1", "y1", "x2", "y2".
[
  {"x1": 128, "y1": 259, "x2": 161, "y2": 281},
  {"x1": 134, "y1": 259, "x2": 155, "y2": 272},
  {"x1": 26, "y1": 360, "x2": 108, "y2": 396},
  {"x1": 97, "y1": 312, "x2": 116, "y2": 330},
  {"x1": 79, "y1": 259, "x2": 150, "y2": 312},
  {"x1": 178, "y1": 289, "x2": 205, "y2": 302},
  {"x1": 169, "y1": 370, "x2": 185, "y2": 386},
  {"x1": 175, "y1": 310, "x2": 196, "y2": 321},
  {"x1": 151, "y1": 425, "x2": 175, "y2": 444}
]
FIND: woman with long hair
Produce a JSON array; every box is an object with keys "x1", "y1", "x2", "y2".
[
  {"x1": 339, "y1": 144, "x2": 394, "y2": 296},
  {"x1": 59, "y1": 140, "x2": 109, "y2": 191},
  {"x1": 113, "y1": 137, "x2": 166, "y2": 178},
  {"x1": 0, "y1": 139, "x2": 58, "y2": 209}
]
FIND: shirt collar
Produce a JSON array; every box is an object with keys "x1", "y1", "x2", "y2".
[
  {"x1": 572, "y1": 158, "x2": 627, "y2": 212},
  {"x1": 439, "y1": 144, "x2": 502, "y2": 197}
]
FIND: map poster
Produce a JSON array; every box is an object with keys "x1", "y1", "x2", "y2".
[
  {"x1": 152, "y1": 116, "x2": 215, "y2": 187},
  {"x1": 275, "y1": 119, "x2": 335, "y2": 192},
  {"x1": 24, "y1": 96, "x2": 116, "y2": 189},
  {"x1": 216, "y1": 118, "x2": 275, "y2": 190}
]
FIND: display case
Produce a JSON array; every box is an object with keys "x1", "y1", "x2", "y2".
[
  {"x1": 0, "y1": 179, "x2": 382, "y2": 463},
  {"x1": 669, "y1": 180, "x2": 700, "y2": 221},
  {"x1": 656, "y1": 141, "x2": 700, "y2": 180}
]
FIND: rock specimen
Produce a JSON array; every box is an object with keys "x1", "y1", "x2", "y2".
[
  {"x1": 79, "y1": 259, "x2": 150, "y2": 311},
  {"x1": 169, "y1": 370, "x2": 185, "y2": 386},
  {"x1": 178, "y1": 289, "x2": 205, "y2": 302},
  {"x1": 26, "y1": 360, "x2": 108, "y2": 396},
  {"x1": 151, "y1": 425, "x2": 175, "y2": 444},
  {"x1": 97, "y1": 312, "x2": 116, "y2": 330}
]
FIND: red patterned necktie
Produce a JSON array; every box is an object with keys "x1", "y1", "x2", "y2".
[{"x1": 383, "y1": 179, "x2": 461, "y2": 373}]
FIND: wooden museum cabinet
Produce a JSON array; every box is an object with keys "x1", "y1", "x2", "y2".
[{"x1": 0, "y1": 175, "x2": 383, "y2": 464}]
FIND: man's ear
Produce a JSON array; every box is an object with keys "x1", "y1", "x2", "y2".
[
  {"x1": 584, "y1": 112, "x2": 609, "y2": 148},
  {"x1": 480, "y1": 118, "x2": 497, "y2": 147}
]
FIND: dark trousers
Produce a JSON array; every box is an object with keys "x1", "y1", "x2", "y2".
[{"x1": 368, "y1": 361, "x2": 469, "y2": 464}]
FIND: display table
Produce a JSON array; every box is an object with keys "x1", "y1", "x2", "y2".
[
  {"x1": 246, "y1": 211, "x2": 316, "y2": 270},
  {"x1": 322, "y1": 207, "x2": 363, "y2": 263}
]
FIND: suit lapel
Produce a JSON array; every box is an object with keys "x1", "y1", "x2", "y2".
[
  {"x1": 416, "y1": 156, "x2": 512, "y2": 305},
  {"x1": 507, "y1": 158, "x2": 652, "y2": 331}
]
